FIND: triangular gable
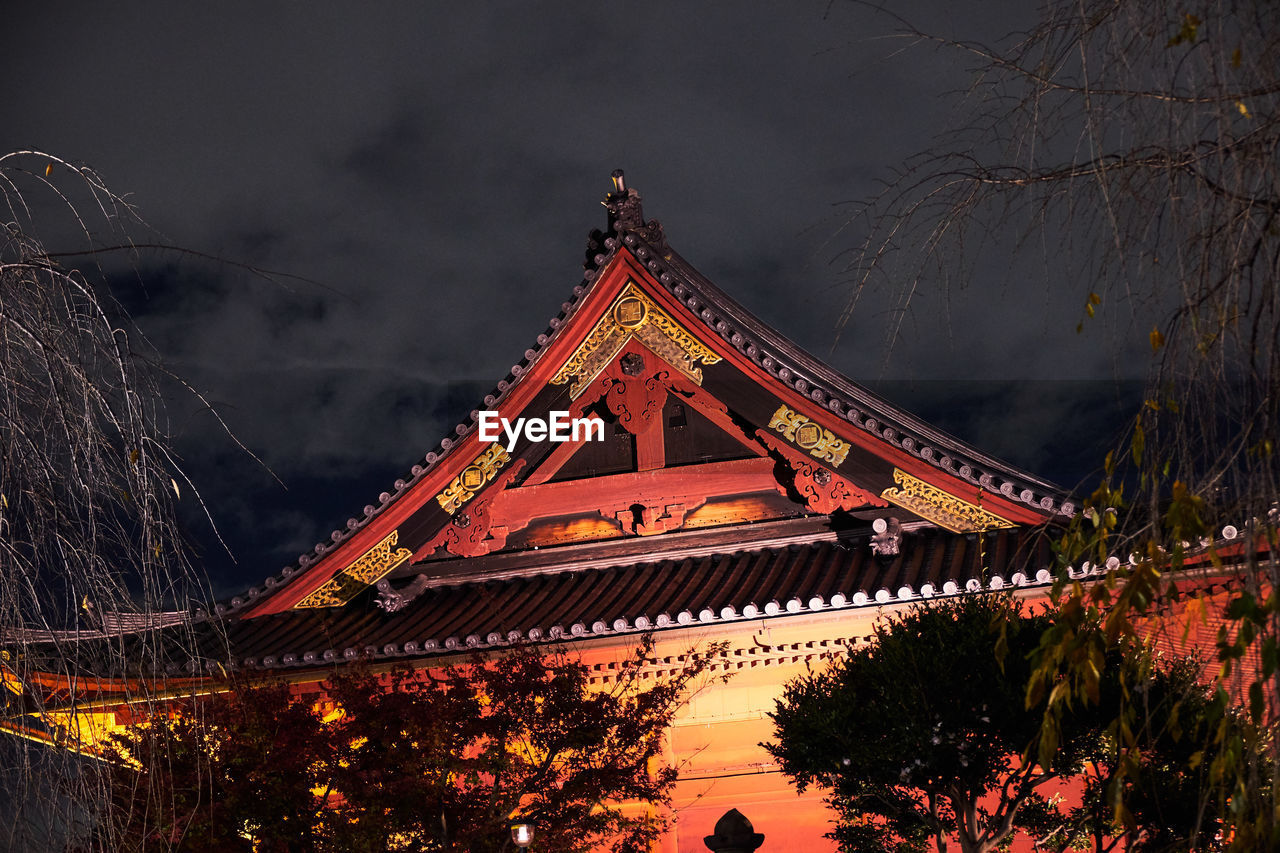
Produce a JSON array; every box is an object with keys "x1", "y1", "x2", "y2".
[{"x1": 235, "y1": 176, "x2": 1072, "y2": 619}]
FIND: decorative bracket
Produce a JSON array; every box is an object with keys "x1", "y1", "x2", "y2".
[
  {"x1": 756, "y1": 430, "x2": 880, "y2": 514},
  {"x1": 582, "y1": 350, "x2": 669, "y2": 436},
  {"x1": 423, "y1": 497, "x2": 511, "y2": 558}
]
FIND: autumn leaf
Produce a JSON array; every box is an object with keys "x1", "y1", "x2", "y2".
[
  {"x1": 1150, "y1": 327, "x2": 1165, "y2": 351},
  {"x1": 1167, "y1": 13, "x2": 1201, "y2": 47}
]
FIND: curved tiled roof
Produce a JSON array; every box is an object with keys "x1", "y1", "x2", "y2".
[
  {"x1": 216, "y1": 173, "x2": 1074, "y2": 616},
  {"x1": 211, "y1": 252, "x2": 621, "y2": 618},
  {"x1": 221, "y1": 525, "x2": 1058, "y2": 671},
  {"x1": 605, "y1": 231, "x2": 1074, "y2": 518}
]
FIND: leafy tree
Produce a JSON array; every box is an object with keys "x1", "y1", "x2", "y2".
[
  {"x1": 1028, "y1": 655, "x2": 1237, "y2": 853},
  {"x1": 98, "y1": 637, "x2": 721, "y2": 853},
  {"x1": 767, "y1": 596, "x2": 1223, "y2": 853},
  {"x1": 836, "y1": 2, "x2": 1280, "y2": 845},
  {"x1": 768, "y1": 596, "x2": 1076, "y2": 853}
]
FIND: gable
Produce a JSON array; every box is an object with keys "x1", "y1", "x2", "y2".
[{"x1": 231, "y1": 179, "x2": 1073, "y2": 619}]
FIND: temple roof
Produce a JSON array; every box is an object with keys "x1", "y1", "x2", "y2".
[
  {"x1": 207, "y1": 172, "x2": 1073, "y2": 624},
  {"x1": 2, "y1": 173, "x2": 1089, "y2": 696},
  {"x1": 223, "y1": 523, "x2": 1058, "y2": 671}
]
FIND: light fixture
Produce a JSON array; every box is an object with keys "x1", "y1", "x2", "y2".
[{"x1": 510, "y1": 820, "x2": 534, "y2": 849}]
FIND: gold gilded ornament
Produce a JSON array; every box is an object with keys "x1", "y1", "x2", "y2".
[
  {"x1": 880, "y1": 468, "x2": 1015, "y2": 533},
  {"x1": 768, "y1": 404, "x2": 850, "y2": 466},
  {"x1": 295, "y1": 530, "x2": 413, "y2": 609},
  {"x1": 553, "y1": 282, "x2": 720, "y2": 398},
  {"x1": 436, "y1": 444, "x2": 510, "y2": 514}
]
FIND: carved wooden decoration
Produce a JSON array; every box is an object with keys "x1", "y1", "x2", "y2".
[
  {"x1": 789, "y1": 458, "x2": 875, "y2": 515},
  {"x1": 880, "y1": 468, "x2": 1014, "y2": 533},
  {"x1": 417, "y1": 459, "x2": 527, "y2": 560},
  {"x1": 579, "y1": 350, "x2": 669, "y2": 436},
  {"x1": 608, "y1": 500, "x2": 704, "y2": 536},
  {"x1": 768, "y1": 404, "x2": 850, "y2": 466},
  {"x1": 294, "y1": 530, "x2": 413, "y2": 609},
  {"x1": 436, "y1": 444, "x2": 510, "y2": 514},
  {"x1": 422, "y1": 496, "x2": 510, "y2": 558},
  {"x1": 553, "y1": 281, "x2": 720, "y2": 398},
  {"x1": 756, "y1": 430, "x2": 881, "y2": 514}
]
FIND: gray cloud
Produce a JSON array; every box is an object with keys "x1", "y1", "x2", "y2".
[{"x1": 3, "y1": 1, "x2": 1145, "y2": 591}]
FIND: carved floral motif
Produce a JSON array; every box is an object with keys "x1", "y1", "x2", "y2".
[
  {"x1": 294, "y1": 530, "x2": 413, "y2": 609},
  {"x1": 552, "y1": 282, "x2": 720, "y2": 398},
  {"x1": 880, "y1": 468, "x2": 1015, "y2": 533},
  {"x1": 790, "y1": 458, "x2": 876, "y2": 515},
  {"x1": 578, "y1": 350, "x2": 670, "y2": 436},
  {"x1": 436, "y1": 444, "x2": 510, "y2": 514},
  {"x1": 755, "y1": 430, "x2": 880, "y2": 514},
  {"x1": 768, "y1": 405, "x2": 850, "y2": 466},
  {"x1": 428, "y1": 497, "x2": 509, "y2": 558}
]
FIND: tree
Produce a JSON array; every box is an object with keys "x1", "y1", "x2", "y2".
[
  {"x1": 835, "y1": 2, "x2": 1280, "y2": 846},
  {"x1": 768, "y1": 596, "x2": 1077, "y2": 853},
  {"x1": 767, "y1": 596, "x2": 1224, "y2": 853},
  {"x1": 0, "y1": 151, "x2": 217, "y2": 849},
  {"x1": 97, "y1": 637, "x2": 722, "y2": 853}
]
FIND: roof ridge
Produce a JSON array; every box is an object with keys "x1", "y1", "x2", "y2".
[{"x1": 616, "y1": 230, "x2": 1076, "y2": 518}]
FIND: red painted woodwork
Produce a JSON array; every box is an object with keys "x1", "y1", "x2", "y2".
[
  {"x1": 627, "y1": 260, "x2": 1052, "y2": 526},
  {"x1": 490, "y1": 457, "x2": 781, "y2": 537},
  {"x1": 241, "y1": 254, "x2": 653, "y2": 616},
  {"x1": 754, "y1": 430, "x2": 884, "y2": 514},
  {"x1": 245, "y1": 244, "x2": 1057, "y2": 617},
  {"x1": 414, "y1": 497, "x2": 510, "y2": 559}
]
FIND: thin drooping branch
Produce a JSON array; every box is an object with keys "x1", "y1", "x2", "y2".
[
  {"x1": 0, "y1": 150, "x2": 222, "y2": 850},
  {"x1": 833, "y1": 2, "x2": 1280, "y2": 847}
]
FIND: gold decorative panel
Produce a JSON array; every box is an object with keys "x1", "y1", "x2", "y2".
[
  {"x1": 295, "y1": 530, "x2": 413, "y2": 609},
  {"x1": 552, "y1": 282, "x2": 721, "y2": 398},
  {"x1": 880, "y1": 468, "x2": 1015, "y2": 533},
  {"x1": 436, "y1": 444, "x2": 510, "y2": 514},
  {"x1": 768, "y1": 404, "x2": 850, "y2": 466}
]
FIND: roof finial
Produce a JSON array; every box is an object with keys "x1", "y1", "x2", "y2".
[
  {"x1": 586, "y1": 169, "x2": 665, "y2": 271},
  {"x1": 603, "y1": 168, "x2": 661, "y2": 245}
]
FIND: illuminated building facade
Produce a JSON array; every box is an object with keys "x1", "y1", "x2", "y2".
[{"x1": 5, "y1": 174, "x2": 1247, "y2": 851}]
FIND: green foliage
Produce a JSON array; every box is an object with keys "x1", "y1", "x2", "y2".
[
  {"x1": 95, "y1": 637, "x2": 718, "y2": 853},
  {"x1": 768, "y1": 596, "x2": 1075, "y2": 853},
  {"x1": 768, "y1": 596, "x2": 1225, "y2": 853}
]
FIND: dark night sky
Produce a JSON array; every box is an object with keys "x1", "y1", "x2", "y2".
[{"x1": 3, "y1": 2, "x2": 1144, "y2": 596}]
